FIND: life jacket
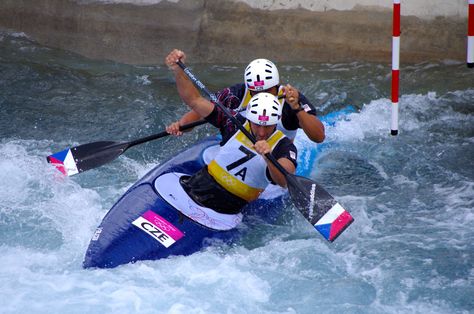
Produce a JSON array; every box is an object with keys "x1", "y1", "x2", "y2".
[
  {"x1": 207, "y1": 121, "x2": 285, "y2": 202},
  {"x1": 235, "y1": 86, "x2": 298, "y2": 140}
]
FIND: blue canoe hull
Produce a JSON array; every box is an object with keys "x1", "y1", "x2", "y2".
[
  {"x1": 83, "y1": 138, "x2": 287, "y2": 268},
  {"x1": 83, "y1": 107, "x2": 354, "y2": 268}
]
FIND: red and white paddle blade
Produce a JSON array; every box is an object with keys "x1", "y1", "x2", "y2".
[
  {"x1": 313, "y1": 202, "x2": 354, "y2": 242},
  {"x1": 46, "y1": 148, "x2": 79, "y2": 176}
]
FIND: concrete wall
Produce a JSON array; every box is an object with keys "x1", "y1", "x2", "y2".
[
  {"x1": 0, "y1": 0, "x2": 468, "y2": 64},
  {"x1": 227, "y1": 0, "x2": 467, "y2": 19},
  {"x1": 92, "y1": 0, "x2": 466, "y2": 19}
]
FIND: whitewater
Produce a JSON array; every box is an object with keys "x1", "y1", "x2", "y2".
[{"x1": 0, "y1": 32, "x2": 473, "y2": 314}]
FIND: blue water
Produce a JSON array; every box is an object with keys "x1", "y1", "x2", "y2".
[{"x1": 1, "y1": 32, "x2": 473, "y2": 314}]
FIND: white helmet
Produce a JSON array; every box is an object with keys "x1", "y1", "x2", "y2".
[
  {"x1": 244, "y1": 59, "x2": 279, "y2": 91},
  {"x1": 246, "y1": 93, "x2": 282, "y2": 126}
]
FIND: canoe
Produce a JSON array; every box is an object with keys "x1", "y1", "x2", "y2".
[{"x1": 83, "y1": 107, "x2": 354, "y2": 268}]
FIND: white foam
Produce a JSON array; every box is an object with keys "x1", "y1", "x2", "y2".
[
  {"x1": 135, "y1": 75, "x2": 151, "y2": 85},
  {"x1": 325, "y1": 90, "x2": 473, "y2": 143},
  {"x1": 1, "y1": 53, "x2": 472, "y2": 313}
]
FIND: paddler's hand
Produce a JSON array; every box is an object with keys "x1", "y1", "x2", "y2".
[
  {"x1": 166, "y1": 121, "x2": 183, "y2": 136},
  {"x1": 282, "y1": 84, "x2": 300, "y2": 110},
  {"x1": 253, "y1": 140, "x2": 272, "y2": 156},
  {"x1": 165, "y1": 49, "x2": 186, "y2": 71}
]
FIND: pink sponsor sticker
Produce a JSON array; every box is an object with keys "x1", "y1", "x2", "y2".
[
  {"x1": 258, "y1": 115, "x2": 269, "y2": 121},
  {"x1": 143, "y1": 210, "x2": 184, "y2": 240},
  {"x1": 254, "y1": 80, "x2": 265, "y2": 86},
  {"x1": 133, "y1": 210, "x2": 184, "y2": 248}
]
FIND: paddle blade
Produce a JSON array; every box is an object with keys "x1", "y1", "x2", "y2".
[
  {"x1": 287, "y1": 174, "x2": 354, "y2": 242},
  {"x1": 47, "y1": 141, "x2": 129, "y2": 176}
]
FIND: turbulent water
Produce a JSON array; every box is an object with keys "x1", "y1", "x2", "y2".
[{"x1": 0, "y1": 32, "x2": 473, "y2": 314}]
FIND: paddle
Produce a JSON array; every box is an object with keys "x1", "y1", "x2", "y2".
[
  {"x1": 46, "y1": 119, "x2": 207, "y2": 177},
  {"x1": 177, "y1": 61, "x2": 353, "y2": 242}
]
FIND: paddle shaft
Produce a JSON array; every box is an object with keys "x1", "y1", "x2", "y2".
[
  {"x1": 177, "y1": 61, "x2": 291, "y2": 178},
  {"x1": 47, "y1": 119, "x2": 207, "y2": 176},
  {"x1": 127, "y1": 119, "x2": 207, "y2": 149}
]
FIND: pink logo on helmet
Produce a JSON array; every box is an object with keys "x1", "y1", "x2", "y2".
[
  {"x1": 254, "y1": 80, "x2": 265, "y2": 86},
  {"x1": 258, "y1": 115, "x2": 269, "y2": 121}
]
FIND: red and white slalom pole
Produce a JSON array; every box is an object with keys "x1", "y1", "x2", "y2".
[
  {"x1": 391, "y1": 0, "x2": 400, "y2": 136},
  {"x1": 468, "y1": 0, "x2": 474, "y2": 68}
]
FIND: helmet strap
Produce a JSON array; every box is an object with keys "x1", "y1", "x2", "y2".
[{"x1": 249, "y1": 123, "x2": 256, "y2": 137}]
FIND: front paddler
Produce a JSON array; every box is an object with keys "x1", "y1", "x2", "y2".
[{"x1": 165, "y1": 49, "x2": 298, "y2": 214}]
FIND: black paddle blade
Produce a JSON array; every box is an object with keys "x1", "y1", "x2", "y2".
[
  {"x1": 47, "y1": 141, "x2": 129, "y2": 176},
  {"x1": 286, "y1": 174, "x2": 354, "y2": 242}
]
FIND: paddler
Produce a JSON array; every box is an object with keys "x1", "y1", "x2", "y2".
[
  {"x1": 165, "y1": 49, "x2": 298, "y2": 214},
  {"x1": 166, "y1": 55, "x2": 325, "y2": 143}
]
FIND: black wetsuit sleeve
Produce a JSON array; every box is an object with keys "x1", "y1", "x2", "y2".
[
  {"x1": 272, "y1": 138, "x2": 298, "y2": 168},
  {"x1": 297, "y1": 93, "x2": 317, "y2": 115},
  {"x1": 265, "y1": 138, "x2": 298, "y2": 184}
]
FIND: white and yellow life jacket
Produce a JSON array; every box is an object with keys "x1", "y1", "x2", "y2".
[
  {"x1": 236, "y1": 86, "x2": 298, "y2": 140},
  {"x1": 207, "y1": 121, "x2": 285, "y2": 202}
]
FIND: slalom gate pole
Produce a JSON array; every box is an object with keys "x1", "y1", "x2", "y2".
[
  {"x1": 468, "y1": 0, "x2": 474, "y2": 68},
  {"x1": 391, "y1": 0, "x2": 401, "y2": 136}
]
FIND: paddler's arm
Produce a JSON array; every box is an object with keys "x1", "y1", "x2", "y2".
[
  {"x1": 295, "y1": 108, "x2": 325, "y2": 143},
  {"x1": 166, "y1": 110, "x2": 202, "y2": 136},
  {"x1": 282, "y1": 84, "x2": 325, "y2": 143},
  {"x1": 267, "y1": 157, "x2": 296, "y2": 188},
  {"x1": 253, "y1": 140, "x2": 296, "y2": 188},
  {"x1": 166, "y1": 85, "x2": 240, "y2": 136},
  {"x1": 165, "y1": 49, "x2": 214, "y2": 118}
]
